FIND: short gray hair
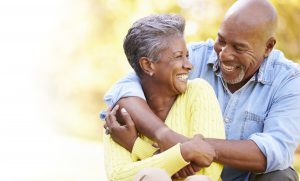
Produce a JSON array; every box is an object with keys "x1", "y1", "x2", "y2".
[{"x1": 123, "y1": 14, "x2": 185, "y2": 77}]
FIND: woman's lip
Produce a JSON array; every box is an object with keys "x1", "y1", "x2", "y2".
[{"x1": 176, "y1": 73, "x2": 188, "y2": 81}]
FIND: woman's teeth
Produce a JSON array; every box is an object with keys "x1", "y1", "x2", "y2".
[{"x1": 176, "y1": 74, "x2": 188, "y2": 80}]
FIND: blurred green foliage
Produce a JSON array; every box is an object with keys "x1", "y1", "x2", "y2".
[
  {"x1": 49, "y1": 0, "x2": 300, "y2": 176},
  {"x1": 52, "y1": 0, "x2": 300, "y2": 154}
]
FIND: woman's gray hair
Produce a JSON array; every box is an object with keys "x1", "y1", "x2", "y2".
[{"x1": 123, "y1": 14, "x2": 185, "y2": 76}]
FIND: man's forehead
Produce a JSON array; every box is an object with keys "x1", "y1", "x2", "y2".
[{"x1": 217, "y1": 29, "x2": 252, "y2": 48}]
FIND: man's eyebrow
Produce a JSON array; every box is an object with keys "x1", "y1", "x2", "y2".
[
  {"x1": 218, "y1": 33, "x2": 248, "y2": 48},
  {"x1": 234, "y1": 42, "x2": 249, "y2": 48},
  {"x1": 217, "y1": 33, "x2": 224, "y2": 39}
]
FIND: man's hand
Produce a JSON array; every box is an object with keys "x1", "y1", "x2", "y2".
[
  {"x1": 180, "y1": 134, "x2": 216, "y2": 167},
  {"x1": 104, "y1": 105, "x2": 138, "y2": 152},
  {"x1": 172, "y1": 163, "x2": 200, "y2": 179}
]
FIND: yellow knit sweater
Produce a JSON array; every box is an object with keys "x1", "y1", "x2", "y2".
[{"x1": 103, "y1": 78, "x2": 225, "y2": 181}]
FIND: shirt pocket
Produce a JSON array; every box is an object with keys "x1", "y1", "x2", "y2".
[{"x1": 241, "y1": 111, "x2": 265, "y2": 139}]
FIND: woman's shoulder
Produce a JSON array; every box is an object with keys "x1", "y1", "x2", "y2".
[{"x1": 187, "y1": 78, "x2": 213, "y2": 91}]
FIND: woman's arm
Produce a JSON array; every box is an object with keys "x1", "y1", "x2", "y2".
[{"x1": 103, "y1": 132, "x2": 189, "y2": 180}]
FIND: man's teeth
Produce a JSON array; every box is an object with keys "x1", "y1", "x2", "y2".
[
  {"x1": 222, "y1": 64, "x2": 236, "y2": 72},
  {"x1": 176, "y1": 74, "x2": 188, "y2": 80}
]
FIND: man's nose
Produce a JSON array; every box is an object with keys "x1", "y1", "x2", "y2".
[{"x1": 219, "y1": 46, "x2": 234, "y2": 61}]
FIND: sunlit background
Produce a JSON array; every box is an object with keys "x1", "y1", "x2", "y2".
[{"x1": 0, "y1": 0, "x2": 299, "y2": 180}]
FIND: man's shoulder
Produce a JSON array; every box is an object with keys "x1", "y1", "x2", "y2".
[
  {"x1": 269, "y1": 49, "x2": 300, "y2": 76},
  {"x1": 187, "y1": 39, "x2": 215, "y2": 51},
  {"x1": 264, "y1": 49, "x2": 300, "y2": 87}
]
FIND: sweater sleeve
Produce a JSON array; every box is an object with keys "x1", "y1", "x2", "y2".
[
  {"x1": 187, "y1": 79, "x2": 225, "y2": 181},
  {"x1": 131, "y1": 137, "x2": 159, "y2": 161},
  {"x1": 103, "y1": 133, "x2": 189, "y2": 181}
]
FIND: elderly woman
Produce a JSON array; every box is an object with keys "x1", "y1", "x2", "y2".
[{"x1": 103, "y1": 14, "x2": 224, "y2": 181}]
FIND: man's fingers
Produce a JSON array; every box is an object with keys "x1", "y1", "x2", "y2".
[
  {"x1": 178, "y1": 169, "x2": 188, "y2": 178},
  {"x1": 190, "y1": 162, "x2": 200, "y2": 172},
  {"x1": 185, "y1": 164, "x2": 195, "y2": 176},
  {"x1": 172, "y1": 173, "x2": 179, "y2": 179},
  {"x1": 120, "y1": 108, "x2": 135, "y2": 128}
]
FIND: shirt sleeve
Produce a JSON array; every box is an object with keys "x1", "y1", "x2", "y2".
[
  {"x1": 249, "y1": 75, "x2": 300, "y2": 172},
  {"x1": 103, "y1": 133, "x2": 189, "y2": 181},
  {"x1": 131, "y1": 137, "x2": 159, "y2": 161},
  {"x1": 103, "y1": 72, "x2": 146, "y2": 107},
  {"x1": 187, "y1": 79, "x2": 225, "y2": 181}
]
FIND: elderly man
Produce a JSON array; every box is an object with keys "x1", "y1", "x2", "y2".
[{"x1": 103, "y1": 0, "x2": 300, "y2": 180}]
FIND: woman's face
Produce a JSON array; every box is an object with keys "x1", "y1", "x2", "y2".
[{"x1": 152, "y1": 35, "x2": 192, "y2": 95}]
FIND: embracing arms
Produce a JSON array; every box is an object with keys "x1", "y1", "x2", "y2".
[{"x1": 104, "y1": 73, "x2": 267, "y2": 172}]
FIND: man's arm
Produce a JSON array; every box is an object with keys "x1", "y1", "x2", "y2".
[
  {"x1": 208, "y1": 75, "x2": 300, "y2": 173},
  {"x1": 206, "y1": 139, "x2": 266, "y2": 172},
  {"x1": 116, "y1": 95, "x2": 266, "y2": 173},
  {"x1": 247, "y1": 76, "x2": 300, "y2": 172},
  {"x1": 117, "y1": 97, "x2": 188, "y2": 150},
  {"x1": 103, "y1": 72, "x2": 185, "y2": 148}
]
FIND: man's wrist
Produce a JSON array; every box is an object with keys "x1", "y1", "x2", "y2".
[{"x1": 204, "y1": 138, "x2": 219, "y2": 162}]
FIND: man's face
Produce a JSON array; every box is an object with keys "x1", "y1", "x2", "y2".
[{"x1": 214, "y1": 17, "x2": 267, "y2": 87}]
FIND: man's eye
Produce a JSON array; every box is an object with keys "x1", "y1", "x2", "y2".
[
  {"x1": 234, "y1": 46, "x2": 244, "y2": 52},
  {"x1": 218, "y1": 38, "x2": 225, "y2": 45}
]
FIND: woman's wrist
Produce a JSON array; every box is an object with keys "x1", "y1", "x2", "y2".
[{"x1": 180, "y1": 142, "x2": 192, "y2": 163}]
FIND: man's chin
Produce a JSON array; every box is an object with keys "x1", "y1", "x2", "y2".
[{"x1": 223, "y1": 77, "x2": 243, "y2": 85}]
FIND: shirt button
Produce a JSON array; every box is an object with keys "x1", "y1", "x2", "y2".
[{"x1": 224, "y1": 117, "x2": 230, "y2": 123}]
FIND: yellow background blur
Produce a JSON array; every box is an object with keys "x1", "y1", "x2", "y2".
[{"x1": 1, "y1": 0, "x2": 299, "y2": 180}]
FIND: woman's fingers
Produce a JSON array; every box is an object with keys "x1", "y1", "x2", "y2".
[
  {"x1": 105, "y1": 105, "x2": 120, "y2": 134},
  {"x1": 120, "y1": 108, "x2": 135, "y2": 129}
]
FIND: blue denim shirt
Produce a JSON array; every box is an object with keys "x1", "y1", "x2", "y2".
[{"x1": 104, "y1": 39, "x2": 300, "y2": 181}]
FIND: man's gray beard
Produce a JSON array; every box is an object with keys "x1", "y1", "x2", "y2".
[{"x1": 222, "y1": 68, "x2": 245, "y2": 85}]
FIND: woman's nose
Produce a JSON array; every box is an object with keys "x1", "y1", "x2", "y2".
[{"x1": 183, "y1": 57, "x2": 193, "y2": 70}]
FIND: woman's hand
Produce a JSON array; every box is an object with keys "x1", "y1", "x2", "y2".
[
  {"x1": 172, "y1": 163, "x2": 200, "y2": 179},
  {"x1": 104, "y1": 105, "x2": 138, "y2": 152}
]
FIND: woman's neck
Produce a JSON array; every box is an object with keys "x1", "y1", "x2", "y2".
[{"x1": 141, "y1": 78, "x2": 176, "y2": 121}]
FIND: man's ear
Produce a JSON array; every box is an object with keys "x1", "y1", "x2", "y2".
[
  {"x1": 264, "y1": 37, "x2": 276, "y2": 58},
  {"x1": 139, "y1": 57, "x2": 155, "y2": 76}
]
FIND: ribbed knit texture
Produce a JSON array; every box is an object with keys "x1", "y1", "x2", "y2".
[
  {"x1": 131, "y1": 137, "x2": 159, "y2": 161},
  {"x1": 104, "y1": 78, "x2": 225, "y2": 181}
]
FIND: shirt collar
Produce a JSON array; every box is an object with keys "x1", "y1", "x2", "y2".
[{"x1": 251, "y1": 50, "x2": 279, "y2": 85}]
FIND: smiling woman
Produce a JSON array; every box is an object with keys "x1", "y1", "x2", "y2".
[{"x1": 103, "y1": 14, "x2": 225, "y2": 181}]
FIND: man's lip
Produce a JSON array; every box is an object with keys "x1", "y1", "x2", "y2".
[{"x1": 220, "y1": 62, "x2": 240, "y2": 72}]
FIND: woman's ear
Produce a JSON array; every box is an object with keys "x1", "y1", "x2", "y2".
[{"x1": 139, "y1": 57, "x2": 155, "y2": 76}]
